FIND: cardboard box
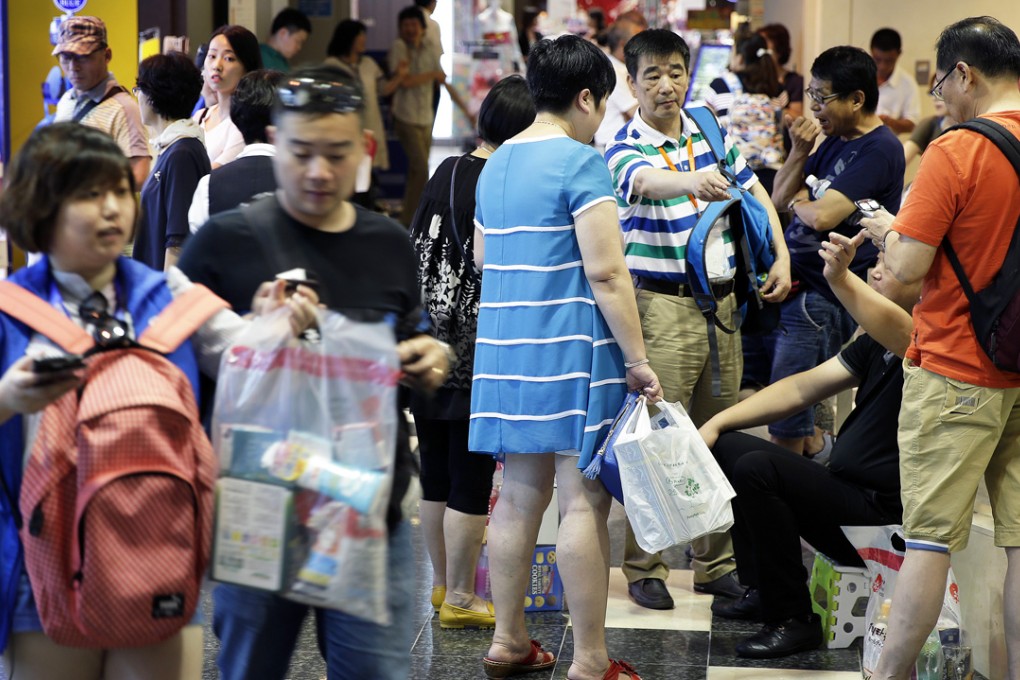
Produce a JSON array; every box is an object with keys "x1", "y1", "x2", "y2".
[
  {"x1": 211, "y1": 477, "x2": 300, "y2": 592},
  {"x1": 476, "y1": 545, "x2": 564, "y2": 612},
  {"x1": 525, "y1": 546, "x2": 563, "y2": 611}
]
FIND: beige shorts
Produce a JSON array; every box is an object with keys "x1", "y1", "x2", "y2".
[{"x1": 898, "y1": 359, "x2": 1020, "y2": 553}]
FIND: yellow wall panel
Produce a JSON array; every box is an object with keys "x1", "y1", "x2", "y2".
[{"x1": 8, "y1": 0, "x2": 138, "y2": 154}]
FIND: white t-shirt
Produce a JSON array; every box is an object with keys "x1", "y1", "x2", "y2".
[
  {"x1": 594, "y1": 55, "x2": 636, "y2": 151},
  {"x1": 876, "y1": 67, "x2": 921, "y2": 123}
]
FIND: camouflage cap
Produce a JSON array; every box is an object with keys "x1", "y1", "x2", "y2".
[{"x1": 52, "y1": 16, "x2": 108, "y2": 56}]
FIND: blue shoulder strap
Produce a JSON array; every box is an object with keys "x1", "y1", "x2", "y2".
[{"x1": 686, "y1": 106, "x2": 727, "y2": 170}]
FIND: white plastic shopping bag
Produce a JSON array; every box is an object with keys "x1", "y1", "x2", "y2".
[
  {"x1": 211, "y1": 307, "x2": 401, "y2": 625},
  {"x1": 842, "y1": 525, "x2": 963, "y2": 679},
  {"x1": 614, "y1": 400, "x2": 737, "y2": 553}
]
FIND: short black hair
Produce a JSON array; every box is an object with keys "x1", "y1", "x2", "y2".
[
  {"x1": 0, "y1": 123, "x2": 136, "y2": 253},
  {"x1": 757, "y1": 23, "x2": 791, "y2": 66},
  {"x1": 210, "y1": 24, "x2": 263, "y2": 74},
  {"x1": 271, "y1": 8, "x2": 311, "y2": 36},
  {"x1": 870, "y1": 28, "x2": 902, "y2": 53},
  {"x1": 811, "y1": 45, "x2": 879, "y2": 113},
  {"x1": 327, "y1": 19, "x2": 366, "y2": 60},
  {"x1": 624, "y1": 29, "x2": 690, "y2": 80},
  {"x1": 936, "y1": 16, "x2": 1020, "y2": 80},
  {"x1": 398, "y1": 6, "x2": 426, "y2": 29},
  {"x1": 413, "y1": 0, "x2": 435, "y2": 8},
  {"x1": 526, "y1": 34, "x2": 615, "y2": 114},
  {"x1": 477, "y1": 75, "x2": 535, "y2": 146},
  {"x1": 136, "y1": 51, "x2": 203, "y2": 120},
  {"x1": 272, "y1": 63, "x2": 364, "y2": 124},
  {"x1": 232, "y1": 69, "x2": 285, "y2": 144}
]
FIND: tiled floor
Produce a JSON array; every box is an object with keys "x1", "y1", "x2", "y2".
[{"x1": 191, "y1": 500, "x2": 871, "y2": 679}]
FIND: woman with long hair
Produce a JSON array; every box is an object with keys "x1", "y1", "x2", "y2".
[
  {"x1": 705, "y1": 31, "x2": 786, "y2": 193},
  {"x1": 194, "y1": 25, "x2": 263, "y2": 167}
]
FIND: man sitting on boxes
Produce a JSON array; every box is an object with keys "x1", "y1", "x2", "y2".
[{"x1": 697, "y1": 231, "x2": 920, "y2": 659}]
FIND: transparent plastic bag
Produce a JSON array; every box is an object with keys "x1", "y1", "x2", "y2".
[
  {"x1": 614, "y1": 400, "x2": 736, "y2": 553},
  {"x1": 843, "y1": 525, "x2": 963, "y2": 679},
  {"x1": 211, "y1": 307, "x2": 400, "y2": 624}
]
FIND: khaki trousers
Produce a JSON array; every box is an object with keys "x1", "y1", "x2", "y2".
[
  {"x1": 622, "y1": 287, "x2": 741, "y2": 584},
  {"x1": 394, "y1": 118, "x2": 433, "y2": 227}
]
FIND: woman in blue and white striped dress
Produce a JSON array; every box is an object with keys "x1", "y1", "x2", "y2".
[{"x1": 469, "y1": 36, "x2": 662, "y2": 680}]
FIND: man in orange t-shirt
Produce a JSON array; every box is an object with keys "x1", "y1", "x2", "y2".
[{"x1": 861, "y1": 16, "x2": 1020, "y2": 680}]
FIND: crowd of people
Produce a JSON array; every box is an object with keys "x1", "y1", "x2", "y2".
[{"x1": 1, "y1": 5, "x2": 1019, "y2": 680}]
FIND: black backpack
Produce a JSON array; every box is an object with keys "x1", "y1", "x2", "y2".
[{"x1": 942, "y1": 118, "x2": 1020, "y2": 372}]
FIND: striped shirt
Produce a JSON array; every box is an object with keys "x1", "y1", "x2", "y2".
[
  {"x1": 55, "y1": 75, "x2": 150, "y2": 161},
  {"x1": 605, "y1": 107, "x2": 758, "y2": 283}
]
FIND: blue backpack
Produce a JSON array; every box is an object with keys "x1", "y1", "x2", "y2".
[{"x1": 684, "y1": 106, "x2": 779, "y2": 395}]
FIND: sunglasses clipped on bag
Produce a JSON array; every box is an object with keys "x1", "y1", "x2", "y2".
[{"x1": 79, "y1": 292, "x2": 136, "y2": 351}]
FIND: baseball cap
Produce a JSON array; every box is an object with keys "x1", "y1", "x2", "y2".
[{"x1": 52, "y1": 16, "x2": 108, "y2": 56}]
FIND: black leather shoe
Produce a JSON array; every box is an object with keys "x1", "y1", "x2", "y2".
[
  {"x1": 735, "y1": 613, "x2": 823, "y2": 659},
  {"x1": 693, "y1": 571, "x2": 745, "y2": 599},
  {"x1": 711, "y1": 587, "x2": 763, "y2": 621},
  {"x1": 627, "y1": 578, "x2": 675, "y2": 610}
]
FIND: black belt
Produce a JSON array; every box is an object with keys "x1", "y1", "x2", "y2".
[{"x1": 633, "y1": 275, "x2": 734, "y2": 299}]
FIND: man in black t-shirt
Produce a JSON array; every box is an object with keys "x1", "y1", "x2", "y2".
[
  {"x1": 696, "y1": 232, "x2": 920, "y2": 660},
  {"x1": 178, "y1": 64, "x2": 448, "y2": 680}
]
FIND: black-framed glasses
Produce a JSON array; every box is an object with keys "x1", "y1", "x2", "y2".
[
  {"x1": 277, "y1": 77, "x2": 363, "y2": 114},
  {"x1": 79, "y1": 292, "x2": 134, "y2": 350},
  {"x1": 929, "y1": 65, "x2": 957, "y2": 101},
  {"x1": 805, "y1": 88, "x2": 843, "y2": 106},
  {"x1": 131, "y1": 86, "x2": 143, "y2": 97}
]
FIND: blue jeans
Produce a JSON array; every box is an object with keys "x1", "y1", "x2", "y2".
[
  {"x1": 766, "y1": 289, "x2": 855, "y2": 438},
  {"x1": 213, "y1": 521, "x2": 415, "y2": 680}
]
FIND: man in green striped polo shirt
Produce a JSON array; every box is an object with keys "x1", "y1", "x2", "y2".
[{"x1": 605, "y1": 29, "x2": 790, "y2": 610}]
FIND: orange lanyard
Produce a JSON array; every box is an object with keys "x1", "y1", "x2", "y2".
[{"x1": 657, "y1": 137, "x2": 699, "y2": 211}]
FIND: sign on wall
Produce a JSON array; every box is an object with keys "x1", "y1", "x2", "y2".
[{"x1": 53, "y1": 0, "x2": 88, "y2": 13}]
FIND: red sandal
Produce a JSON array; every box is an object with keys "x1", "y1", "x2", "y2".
[
  {"x1": 482, "y1": 639, "x2": 556, "y2": 678},
  {"x1": 603, "y1": 659, "x2": 641, "y2": 680}
]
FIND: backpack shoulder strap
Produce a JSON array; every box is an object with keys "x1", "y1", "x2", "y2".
[
  {"x1": 0, "y1": 281, "x2": 93, "y2": 354},
  {"x1": 940, "y1": 118, "x2": 1020, "y2": 304},
  {"x1": 686, "y1": 106, "x2": 726, "y2": 167},
  {"x1": 72, "y1": 85, "x2": 127, "y2": 123},
  {"x1": 949, "y1": 118, "x2": 1020, "y2": 175},
  {"x1": 138, "y1": 284, "x2": 229, "y2": 354}
]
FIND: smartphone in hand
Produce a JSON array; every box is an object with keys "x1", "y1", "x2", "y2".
[{"x1": 33, "y1": 355, "x2": 85, "y2": 374}]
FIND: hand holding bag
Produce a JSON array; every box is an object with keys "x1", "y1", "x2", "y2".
[{"x1": 614, "y1": 400, "x2": 737, "y2": 553}]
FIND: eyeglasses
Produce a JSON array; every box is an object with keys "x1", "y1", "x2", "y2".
[
  {"x1": 131, "y1": 86, "x2": 142, "y2": 97},
  {"x1": 277, "y1": 77, "x2": 363, "y2": 114},
  {"x1": 79, "y1": 292, "x2": 134, "y2": 350},
  {"x1": 805, "y1": 88, "x2": 843, "y2": 106},
  {"x1": 57, "y1": 49, "x2": 103, "y2": 66},
  {"x1": 929, "y1": 65, "x2": 957, "y2": 101}
]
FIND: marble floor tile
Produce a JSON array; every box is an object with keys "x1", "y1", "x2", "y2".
[
  {"x1": 709, "y1": 629, "x2": 860, "y2": 673},
  {"x1": 707, "y1": 668, "x2": 862, "y2": 679},
  {"x1": 603, "y1": 567, "x2": 714, "y2": 631}
]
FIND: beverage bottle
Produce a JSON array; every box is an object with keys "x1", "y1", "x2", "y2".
[
  {"x1": 915, "y1": 627, "x2": 943, "y2": 679},
  {"x1": 862, "y1": 598, "x2": 893, "y2": 679}
]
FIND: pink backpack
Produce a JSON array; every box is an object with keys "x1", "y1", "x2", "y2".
[{"x1": 0, "y1": 281, "x2": 226, "y2": 648}]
